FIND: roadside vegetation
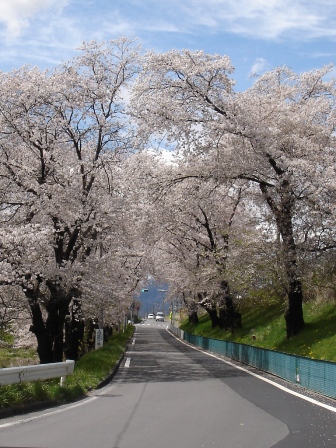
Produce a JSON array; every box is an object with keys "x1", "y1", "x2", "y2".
[
  {"x1": 0, "y1": 326, "x2": 133, "y2": 412},
  {"x1": 179, "y1": 300, "x2": 336, "y2": 362}
]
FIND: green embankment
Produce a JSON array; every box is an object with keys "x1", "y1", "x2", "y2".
[
  {"x1": 0, "y1": 326, "x2": 133, "y2": 411},
  {"x1": 180, "y1": 301, "x2": 336, "y2": 362}
]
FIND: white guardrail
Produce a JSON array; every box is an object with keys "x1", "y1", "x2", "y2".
[{"x1": 0, "y1": 360, "x2": 75, "y2": 387}]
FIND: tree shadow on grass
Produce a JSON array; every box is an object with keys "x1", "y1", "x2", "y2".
[{"x1": 274, "y1": 305, "x2": 336, "y2": 359}]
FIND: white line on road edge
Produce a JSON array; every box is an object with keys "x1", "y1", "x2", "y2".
[
  {"x1": 125, "y1": 358, "x2": 131, "y2": 368},
  {"x1": 0, "y1": 379, "x2": 125, "y2": 429},
  {"x1": 0, "y1": 395, "x2": 100, "y2": 429},
  {"x1": 168, "y1": 329, "x2": 336, "y2": 414}
]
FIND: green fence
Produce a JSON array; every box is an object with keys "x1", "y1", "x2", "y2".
[{"x1": 170, "y1": 326, "x2": 336, "y2": 399}]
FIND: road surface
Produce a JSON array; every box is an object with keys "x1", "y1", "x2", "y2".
[{"x1": 0, "y1": 320, "x2": 335, "y2": 447}]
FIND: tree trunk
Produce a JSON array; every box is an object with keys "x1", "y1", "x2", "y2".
[
  {"x1": 198, "y1": 293, "x2": 220, "y2": 327},
  {"x1": 85, "y1": 318, "x2": 99, "y2": 351},
  {"x1": 26, "y1": 278, "x2": 79, "y2": 363},
  {"x1": 45, "y1": 296, "x2": 71, "y2": 362},
  {"x1": 64, "y1": 300, "x2": 85, "y2": 361},
  {"x1": 65, "y1": 316, "x2": 85, "y2": 361},
  {"x1": 218, "y1": 303, "x2": 242, "y2": 332},
  {"x1": 188, "y1": 310, "x2": 199, "y2": 325},
  {"x1": 184, "y1": 294, "x2": 199, "y2": 325},
  {"x1": 207, "y1": 308, "x2": 220, "y2": 327},
  {"x1": 29, "y1": 300, "x2": 54, "y2": 364},
  {"x1": 24, "y1": 277, "x2": 53, "y2": 364},
  {"x1": 278, "y1": 204, "x2": 305, "y2": 339},
  {"x1": 217, "y1": 281, "x2": 241, "y2": 332},
  {"x1": 45, "y1": 280, "x2": 79, "y2": 362},
  {"x1": 285, "y1": 279, "x2": 305, "y2": 338},
  {"x1": 260, "y1": 180, "x2": 305, "y2": 339}
]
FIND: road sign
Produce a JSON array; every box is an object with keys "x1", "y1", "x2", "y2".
[{"x1": 95, "y1": 329, "x2": 104, "y2": 349}]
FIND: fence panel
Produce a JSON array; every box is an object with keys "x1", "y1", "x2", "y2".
[{"x1": 170, "y1": 326, "x2": 336, "y2": 399}]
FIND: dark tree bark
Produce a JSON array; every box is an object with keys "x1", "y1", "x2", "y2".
[
  {"x1": 218, "y1": 281, "x2": 242, "y2": 333},
  {"x1": 85, "y1": 317, "x2": 99, "y2": 351},
  {"x1": 195, "y1": 202, "x2": 242, "y2": 331},
  {"x1": 26, "y1": 276, "x2": 80, "y2": 363},
  {"x1": 280, "y1": 214, "x2": 305, "y2": 337},
  {"x1": 24, "y1": 276, "x2": 53, "y2": 364},
  {"x1": 188, "y1": 310, "x2": 199, "y2": 325},
  {"x1": 45, "y1": 280, "x2": 75, "y2": 362},
  {"x1": 198, "y1": 293, "x2": 220, "y2": 327},
  {"x1": 65, "y1": 300, "x2": 85, "y2": 361},
  {"x1": 285, "y1": 279, "x2": 304, "y2": 337},
  {"x1": 260, "y1": 176, "x2": 305, "y2": 338},
  {"x1": 103, "y1": 325, "x2": 113, "y2": 343},
  {"x1": 182, "y1": 293, "x2": 199, "y2": 325},
  {"x1": 29, "y1": 301, "x2": 54, "y2": 364}
]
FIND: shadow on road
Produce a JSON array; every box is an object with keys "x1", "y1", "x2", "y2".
[{"x1": 117, "y1": 327, "x2": 250, "y2": 384}]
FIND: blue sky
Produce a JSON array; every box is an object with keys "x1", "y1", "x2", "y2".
[{"x1": 0, "y1": 0, "x2": 336, "y2": 90}]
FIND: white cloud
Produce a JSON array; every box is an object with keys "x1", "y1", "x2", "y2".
[
  {"x1": 2, "y1": 1, "x2": 336, "y2": 47},
  {"x1": 0, "y1": 0, "x2": 335, "y2": 77},
  {"x1": 177, "y1": 0, "x2": 336, "y2": 40},
  {"x1": 0, "y1": 0, "x2": 69, "y2": 38},
  {"x1": 250, "y1": 58, "x2": 268, "y2": 76}
]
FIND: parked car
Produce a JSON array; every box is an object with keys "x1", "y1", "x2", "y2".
[
  {"x1": 156, "y1": 312, "x2": 165, "y2": 322},
  {"x1": 148, "y1": 313, "x2": 155, "y2": 319}
]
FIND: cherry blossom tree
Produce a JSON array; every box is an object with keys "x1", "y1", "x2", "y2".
[
  {"x1": 127, "y1": 149, "x2": 247, "y2": 330},
  {"x1": 131, "y1": 50, "x2": 336, "y2": 338},
  {"x1": 1, "y1": 38, "x2": 335, "y2": 361},
  {"x1": 0, "y1": 38, "x2": 141, "y2": 361}
]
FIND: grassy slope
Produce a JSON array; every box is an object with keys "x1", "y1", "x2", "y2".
[
  {"x1": 0, "y1": 326, "x2": 133, "y2": 411},
  {"x1": 180, "y1": 301, "x2": 336, "y2": 362},
  {"x1": 0, "y1": 347, "x2": 39, "y2": 368}
]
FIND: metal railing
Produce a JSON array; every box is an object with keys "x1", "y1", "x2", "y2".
[
  {"x1": 170, "y1": 326, "x2": 336, "y2": 399},
  {"x1": 0, "y1": 360, "x2": 75, "y2": 387}
]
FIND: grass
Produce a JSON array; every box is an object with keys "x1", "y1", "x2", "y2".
[
  {"x1": 0, "y1": 347, "x2": 39, "y2": 368},
  {"x1": 180, "y1": 301, "x2": 336, "y2": 362},
  {"x1": 0, "y1": 326, "x2": 134, "y2": 411}
]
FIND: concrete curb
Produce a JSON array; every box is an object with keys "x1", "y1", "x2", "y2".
[{"x1": 96, "y1": 351, "x2": 126, "y2": 389}]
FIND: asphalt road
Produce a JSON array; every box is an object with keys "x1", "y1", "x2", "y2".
[{"x1": 0, "y1": 320, "x2": 335, "y2": 448}]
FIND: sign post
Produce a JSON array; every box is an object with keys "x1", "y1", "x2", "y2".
[{"x1": 95, "y1": 328, "x2": 104, "y2": 349}]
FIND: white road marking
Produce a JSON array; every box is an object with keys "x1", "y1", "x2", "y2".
[
  {"x1": 3, "y1": 328, "x2": 333, "y2": 431},
  {"x1": 125, "y1": 358, "x2": 131, "y2": 368},
  {"x1": 0, "y1": 380, "x2": 125, "y2": 429},
  {"x1": 168, "y1": 329, "x2": 336, "y2": 414},
  {"x1": 0, "y1": 395, "x2": 99, "y2": 428}
]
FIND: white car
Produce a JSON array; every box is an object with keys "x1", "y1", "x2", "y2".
[
  {"x1": 148, "y1": 313, "x2": 154, "y2": 319},
  {"x1": 156, "y1": 312, "x2": 165, "y2": 322}
]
